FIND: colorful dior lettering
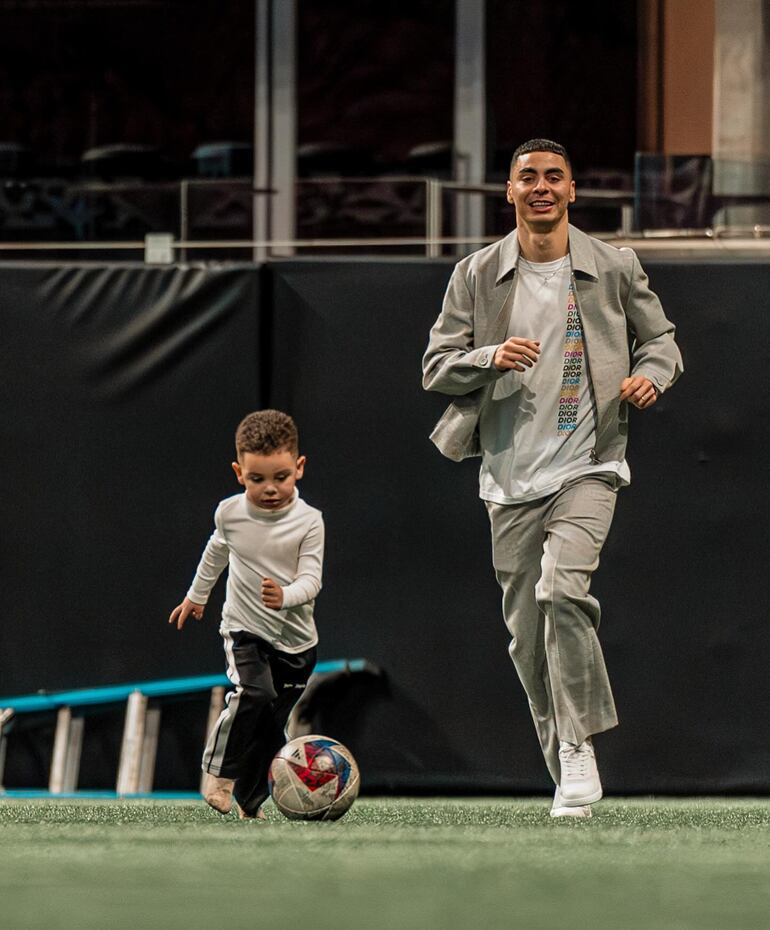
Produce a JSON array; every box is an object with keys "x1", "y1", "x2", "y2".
[{"x1": 557, "y1": 284, "x2": 583, "y2": 432}]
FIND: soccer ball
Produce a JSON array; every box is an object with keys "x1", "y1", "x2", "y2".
[{"x1": 268, "y1": 735, "x2": 360, "y2": 821}]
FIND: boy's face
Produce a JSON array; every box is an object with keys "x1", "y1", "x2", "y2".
[{"x1": 232, "y1": 448, "x2": 305, "y2": 511}]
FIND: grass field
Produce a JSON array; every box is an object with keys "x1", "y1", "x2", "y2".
[{"x1": 1, "y1": 797, "x2": 768, "y2": 930}]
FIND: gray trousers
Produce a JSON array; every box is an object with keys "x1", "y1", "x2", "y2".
[{"x1": 486, "y1": 475, "x2": 619, "y2": 785}]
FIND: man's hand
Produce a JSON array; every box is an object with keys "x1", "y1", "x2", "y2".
[
  {"x1": 168, "y1": 597, "x2": 205, "y2": 631},
  {"x1": 493, "y1": 337, "x2": 541, "y2": 372},
  {"x1": 262, "y1": 577, "x2": 284, "y2": 610},
  {"x1": 620, "y1": 376, "x2": 657, "y2": 410}
]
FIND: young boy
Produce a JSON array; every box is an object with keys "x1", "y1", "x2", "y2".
[{"x1": 169, "y1": 409, "x2": 324, "y2": 819}]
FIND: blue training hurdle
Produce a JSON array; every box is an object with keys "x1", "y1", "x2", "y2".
[{"x1": 0, "y1": 659, "x2": 375, "y2": 799}]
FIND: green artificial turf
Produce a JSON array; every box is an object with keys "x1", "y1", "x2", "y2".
[{"x1": 1, "y1": 797, "x2": 768, "y2": 930}]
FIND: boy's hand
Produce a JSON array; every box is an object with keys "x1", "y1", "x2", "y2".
[
  {"x1": 168, "y1": 597, "x2": 205, "y2": 631},
  {"x1": 261, "y1": 578, "x2": 284, "y2": 610}
]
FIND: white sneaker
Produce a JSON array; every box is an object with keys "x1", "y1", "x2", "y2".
[
  {"x1": 558, "y1": 738, "x2": 602, "y2": 806},
  {"x1": 550, "y1": 786, "x2": 592, "y2": 818}
]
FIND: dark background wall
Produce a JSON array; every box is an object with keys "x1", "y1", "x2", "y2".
[
  {"x1": 0, "y1": 0, "x2": 638, "y2": 177},
  {"x1": 1, "y1": 256, "x2": 768, "y2": 793},
  {"x1": 0, "y1": 0, "x2": 255, "y2": 172},
  {"x1": 486, "y1": 0, "x2": 638, "y2": 175},
  {"x1": 0, "y1": 262, "x2": 262, "y2": 688}
]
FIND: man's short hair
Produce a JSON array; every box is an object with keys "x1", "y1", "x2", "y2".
[
  {"x1": 510, "y1": 139, "x2": 572, "y2": 173},
  {"x1": 235, "y1": 409, "x2": 299, "y2": 457}
]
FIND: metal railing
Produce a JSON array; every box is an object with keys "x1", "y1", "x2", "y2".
[
  {"x1": 425, "y1": 181, "x2": 636, "y2": 256},
  {"x1": 2, "y1": 229, "x2": 769, "y2": 265},
  {"x1": 0, "y1": 174, "x2": 768, "y2": 261}
]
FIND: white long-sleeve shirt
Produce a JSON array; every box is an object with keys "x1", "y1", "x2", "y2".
[{"x1": 187, "y1": 491, "x2": 324, "y2": 653}]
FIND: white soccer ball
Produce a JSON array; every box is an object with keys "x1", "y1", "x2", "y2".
[{"x1": 268, "y1": 734, "x2": 360, "y2": 821}]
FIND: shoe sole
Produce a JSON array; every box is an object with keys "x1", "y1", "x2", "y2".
[
  {"x1": 550, "y1": 806, "x2": 592, "y2": 818},
  {"x1": 558, "y1": 787, "x2": 603, "y2": 807}
]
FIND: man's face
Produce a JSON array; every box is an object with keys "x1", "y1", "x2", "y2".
[
  {"x1": 232, "y1": 449, "x2": 305, "y2": 511},
  {"x1": 506, "y1": 151, "x2": 575, "y2": 232}
]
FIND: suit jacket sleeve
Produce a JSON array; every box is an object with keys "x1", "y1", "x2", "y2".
[
  {"x1": 422, "y1": 263, "x2": 507, "y2": 396},
  {"x1": 622, "y1": 250, "x2": 684, "y2": 394}
]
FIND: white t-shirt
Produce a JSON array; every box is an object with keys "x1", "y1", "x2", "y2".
[
  {"x1": 478, "y1": 255, "x2": 630, "y2": 503},
  {"x1": 187, "y1": 491, "x2": 324, "y2": 652}
]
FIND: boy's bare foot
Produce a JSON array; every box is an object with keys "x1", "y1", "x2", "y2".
[
  {"x1": 236, "y1": 802, "x2": 266, "y2": 821},
  {"x1": 202, "y1": 773, "x2": 235, "y2": 814}
]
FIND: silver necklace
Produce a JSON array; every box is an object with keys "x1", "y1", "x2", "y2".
[{"x1": 518, "y1": 255, "x2": 570, "y2": 286}]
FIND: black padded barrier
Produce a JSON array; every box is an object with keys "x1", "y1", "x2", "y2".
[
  {"x1": 267, "y1": 257, "x2": 770, "y2": 795},
  {"x1": 1, "y1": 256, "x2": 768, "y2": 794},
  {"x1": 0, "y1": 262, "x2": 263, "y2": 695}
]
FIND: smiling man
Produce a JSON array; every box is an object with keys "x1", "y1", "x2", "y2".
[{"x1": 422, "y1": 139, "x2": 683, "y2": 818}]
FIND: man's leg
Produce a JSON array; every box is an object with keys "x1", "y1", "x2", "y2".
[
  {"x1": 201, "y1": 630, "x2": 278, "y2": 813},
  {"x1": 487, "y1": 498, "x2": 562, "y2": 784},
  {"x1": 536, "y1": 476, "x2": 619, "y2": 749},
  {"x1": 487, "y1": 475, "x2": 620, "y2": 787},
  {"x1": 233, "y1": 644, "x2": 317, "y2": 818}
]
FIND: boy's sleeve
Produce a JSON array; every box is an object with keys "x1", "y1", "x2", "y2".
[
  {"x1": 186, "y1": 505, "x2": 230, "y2": 605},
  {"x1": 281, "y1": 514, "x2": 324, "y2": 609}
]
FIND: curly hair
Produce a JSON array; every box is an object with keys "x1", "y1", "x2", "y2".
[
  {"x1": 510, "y1": 139, "x2": 572, "y2": 174},
  {"x1": 235, "y1": 409, "x2": 299, "y2": 457}
]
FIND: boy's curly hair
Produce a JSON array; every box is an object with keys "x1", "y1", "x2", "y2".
[{"x1": 235, "y1": 410, "x2": 299, "y2": 457}]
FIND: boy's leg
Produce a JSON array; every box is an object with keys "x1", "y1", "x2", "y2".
[
  {"x1": 233, "y1": 643, "x2": 317, "y2": 817},
  {"x1": 201, "y1": 630, "x2": 279, "y2": 812}
]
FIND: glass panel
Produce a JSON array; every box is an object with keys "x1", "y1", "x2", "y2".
[{"x1": 634, "y1": 153, "x2": 770, "y2": 231}]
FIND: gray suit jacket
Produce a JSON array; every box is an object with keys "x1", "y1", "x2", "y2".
[{"x1": 422, "y1": 225, "x2": 683, "y2": 462}]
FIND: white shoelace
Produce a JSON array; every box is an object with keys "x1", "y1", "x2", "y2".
[{"x1": 559, "y1": 741, "x2": 594, "y2": 778}]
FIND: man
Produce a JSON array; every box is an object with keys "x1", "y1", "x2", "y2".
[{"x1": 422, "y1": 139, "x2": 682, "y2": 818}]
